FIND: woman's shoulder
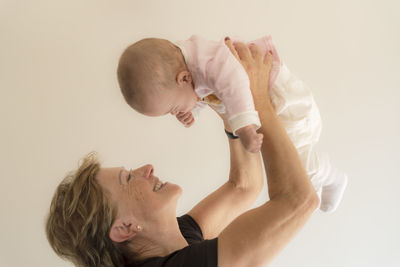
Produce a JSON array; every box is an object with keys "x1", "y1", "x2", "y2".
[{"x1": 177, "y1": 214, "x2": 204, "y2": 244}]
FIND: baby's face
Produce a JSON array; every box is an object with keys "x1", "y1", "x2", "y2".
[{"x1": 142, "y1": 83, "x2": 199, "y2": 117}]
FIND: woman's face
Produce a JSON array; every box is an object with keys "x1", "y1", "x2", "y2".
[{"x1": 96, "y1": 164, "x2": 182, "y2": 224}]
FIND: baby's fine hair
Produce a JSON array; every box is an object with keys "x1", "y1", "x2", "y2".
[{"x1": 117, "y1": 38, "x2": 185, "y2": 112}]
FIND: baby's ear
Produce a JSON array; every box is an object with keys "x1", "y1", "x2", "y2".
[{"x1": 176, "y1": 70, "x2": 192, "y2": 85}]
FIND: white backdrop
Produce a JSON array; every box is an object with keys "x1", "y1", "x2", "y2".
[{"x1": 1, "y1": 0, "x2": 399, "y2": 266}]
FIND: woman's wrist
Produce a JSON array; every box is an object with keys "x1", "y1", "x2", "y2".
[{"x1": 254, "y1": 98, "x2": 275, "y2": 117}]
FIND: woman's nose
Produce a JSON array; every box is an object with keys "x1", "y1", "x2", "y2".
[{"x1": 141, "y1": 164, "x2": 154, "y2": 178}]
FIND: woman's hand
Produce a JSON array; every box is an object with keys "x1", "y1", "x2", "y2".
[
  {"x1": 212, "y1": 38, "x2": 274, "y2": 133},
  {"x1": 224, "y1": 38, "x2": 274, "y2": 111}
]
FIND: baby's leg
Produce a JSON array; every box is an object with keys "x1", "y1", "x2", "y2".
[
  {"x1": 299, "y1": 146, "x2": 348, "y2": 213},
  {"x1": 271, "y1": 64, "x2": 348, "y2": 213},
  {"x1": 244, "y1": 36, "x2": 347, "y2": 212}
]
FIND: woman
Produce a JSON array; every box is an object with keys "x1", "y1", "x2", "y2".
[{"x1": 46, "y1": 40, "x2": 319, "y2": 267}]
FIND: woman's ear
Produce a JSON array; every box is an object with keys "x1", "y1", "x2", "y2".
[
  {"x1": 176, "y1": 70, "x2": 192, "y2": 85},
  {"x1": 109, "y1": 218, "x2": 137, "y2": 243}
]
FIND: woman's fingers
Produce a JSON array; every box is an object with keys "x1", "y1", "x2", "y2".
[
  {"x1": 224, "y1": 37, "x2": 240, "y2": 61},
  {"x1": 233, "y1": 42, "x2": 252, "y2": 62},
  {"x1": 264, "y1": 50, "x2": 273, "y2": 67},
  {"x1": 249, "y1": 43, "x2": 263, "y2": 63}
]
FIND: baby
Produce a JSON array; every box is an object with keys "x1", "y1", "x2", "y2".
[
  {"x1": 117, "y1": 36, "x2": 269, "y2": 153},
  {"x1": 117, "y1": 35, "x2": 348, "y2": 213}
]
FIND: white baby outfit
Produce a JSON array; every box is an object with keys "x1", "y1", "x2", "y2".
[{"x1": 175, "y1": 35, "x2": 347, "y2": 212}]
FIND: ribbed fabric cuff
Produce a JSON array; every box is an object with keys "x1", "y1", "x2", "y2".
[{"x1": 228, "y1": 111, "x2": 261, "y2": 135}]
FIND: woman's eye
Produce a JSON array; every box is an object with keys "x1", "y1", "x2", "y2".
[{"x1": 127, "y1": 170, "x2": 132, "y2": 182}]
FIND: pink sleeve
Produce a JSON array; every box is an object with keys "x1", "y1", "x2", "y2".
[
  {"x1": 205, "y1": 40, "x2": 260, "y2": 135},
  {"x1": 190, "y1": 101, "x2": 207, "y2": 121}
]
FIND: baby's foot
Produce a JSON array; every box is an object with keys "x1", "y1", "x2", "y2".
[{"x1": 320, "y1": 167, "x2": 348, "y2": 213}]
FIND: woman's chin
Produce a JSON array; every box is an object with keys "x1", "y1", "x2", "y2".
[
  {"x1": 156, "y1": 182, "x2": 182, "y2": 199},
  {"x1": 166, "y1": 182, "x2": 183, "y2": 196},
  {"x1": 156, "y1": 184, "x2": 182, "y2": 214}
]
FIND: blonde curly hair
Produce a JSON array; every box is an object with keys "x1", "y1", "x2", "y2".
[{"x1": 45, "y1": 152, "x2": 139, "y2": 266}]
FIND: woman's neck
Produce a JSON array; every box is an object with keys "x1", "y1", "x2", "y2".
[{"x1": 130, "y1": 216, "x2": 189, "y2": 260}]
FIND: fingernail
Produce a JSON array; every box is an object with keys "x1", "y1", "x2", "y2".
[
  {"x1": 225, "y1": 36, "x2": 230, "y2": 41},
  {"x1": 268, "y1": 50, "x2": 273, "y2": 55}
]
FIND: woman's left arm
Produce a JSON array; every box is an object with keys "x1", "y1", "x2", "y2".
[{"x1": 188, "y1": 114, "x2": 264, "y2": 240}]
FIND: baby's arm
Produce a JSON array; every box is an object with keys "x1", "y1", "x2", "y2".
[
  {"x1": 176, "y1": 111, "x2": 194, "y2": 127},
  {"x1": 236, "y1": 125, "x2": 263, "y2": 153},
  {"x1": 175, "y1": 101, "x2": 207, "y2": 127},
  {"x1": 206, "y1": 38, "x2": 263, "y2": 153}
]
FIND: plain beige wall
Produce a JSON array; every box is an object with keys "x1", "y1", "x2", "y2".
[{"x1": 1, "y1": 0, "x2": 399, "y2": 266}]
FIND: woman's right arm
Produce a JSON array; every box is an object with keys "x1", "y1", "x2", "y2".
[{"x1": 217, "y1": 41, "x2": 319, "y2": 267}]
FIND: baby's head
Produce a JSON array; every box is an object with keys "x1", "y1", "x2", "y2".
[{"x1": 117, "y1": 38, "x2": 199, "y2": 116}]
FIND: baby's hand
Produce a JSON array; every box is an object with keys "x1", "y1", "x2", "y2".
[
  {"x1": 176, "y1": 111, "x2": 195, "y2": 128},
  {"x1": 236, "y1": 125, "x2": 263, "y2": 153}
]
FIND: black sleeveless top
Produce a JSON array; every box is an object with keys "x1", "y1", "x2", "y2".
[{"x1": 137, "y1": 214, "x2": 218, "y2": 267}]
